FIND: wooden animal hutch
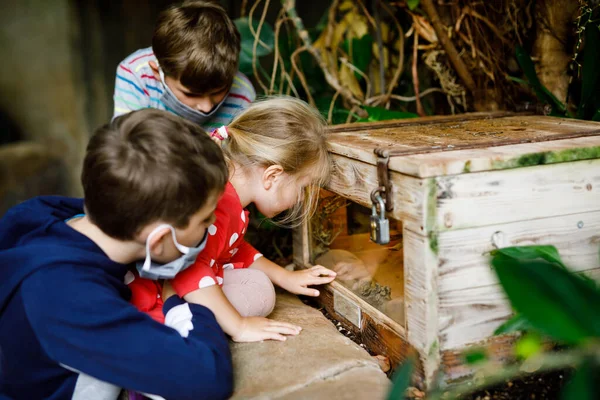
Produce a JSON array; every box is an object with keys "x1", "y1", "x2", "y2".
[{"x1": 292, "y1": 112, "x2": 600, "y2": 389}]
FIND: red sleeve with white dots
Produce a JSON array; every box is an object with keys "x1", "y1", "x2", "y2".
[{"x1": 171, "y1": 212, "x2": 228, "y2": 298}]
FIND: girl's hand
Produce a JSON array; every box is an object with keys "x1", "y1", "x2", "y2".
[
  {"x1": 280, "y1": 265, "x2": 337, "y2": 297},
  {"x1": 232, "y1": 317, "x2": 302, "y2": 342}
]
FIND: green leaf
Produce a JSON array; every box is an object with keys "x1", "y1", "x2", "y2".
[
  {"x1": 407, "y1": 0, "x2": 420, "y2": 10},
  {"x1": 560, "y1": 359, "x2": 600, "y2": 400},
  {"x1": 494, "y1": 313, "x2": 533, "y2": 335},
  {"x1": 514, "y1": 333, "x2": 542, "y2": 359},
  {"x1": 464, "y1": 349, "x2": 487, "y2": 365},
  {"x1": 491, "y1": 245, "x2": 566, "y2": 268},
  {"x1": 492, "y1": 253, "x2": 600, "y2": 343},
  {"x1": 507, "y1": 75, "x2": 529, "y2": 85},
  {"x1": 387, "y1": 356, "x2": 415, "y2": 400},
  {"x1": 234, "y1": 17, "x2": 275, "y2": 76},
  {"x1": 515, "y1": 45, "x2": 569, "y2": 117},
  {"x1": 358, "y1": 106, "x2": 418, "y2": 122},
  {"x1": 340, "y1": 34, "x2": 373, "y2": 81}
]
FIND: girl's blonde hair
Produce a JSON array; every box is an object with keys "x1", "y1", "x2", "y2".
[{"x1": 222, "y1": 96, "x2": 331, "y2": 225}]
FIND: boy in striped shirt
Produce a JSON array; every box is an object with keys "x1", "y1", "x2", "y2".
[{"x1": 113, "y1": 1, "x2": 255, "y2": 131}]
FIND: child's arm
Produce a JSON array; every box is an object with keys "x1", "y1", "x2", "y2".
[
  {"x1": 182, "y1": 284, "x2": 301, "y2": 342},
  {"x1": 249, "y1": 256, "x2": 337, "y2": 297},
  {"x1": 22, "y1": 268, "x2": 233, "y2": 400}
]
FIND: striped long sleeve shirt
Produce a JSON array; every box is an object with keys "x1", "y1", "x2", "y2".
[{"x1": 113, "y1": 47, "x2": 256, "y2": 131}]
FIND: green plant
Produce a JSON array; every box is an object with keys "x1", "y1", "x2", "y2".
[
  {"x1": 235, "y1": 1, "x2": 432, "y2": 125},
  {"x1": 387, "y1": 245, "x2": 600, "y2": 399}
]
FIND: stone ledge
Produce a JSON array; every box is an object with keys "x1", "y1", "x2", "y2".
[{"x1": 231, "y1": 292, "x2": 390, "y2": 399}]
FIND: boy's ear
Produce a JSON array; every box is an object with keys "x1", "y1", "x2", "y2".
[
  {"x1": 262, "y1": 165, "x2": 284, "y2": 190},
  {"x1": 146, "y1": 226, "x2": 170, "y2": 257},
  {"x1": 149, "y1": 61, "x2": 160, "y2": 81}
]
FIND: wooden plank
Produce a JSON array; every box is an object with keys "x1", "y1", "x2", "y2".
[
  {"x1": 327, "y1": 153, "x2": 431, "y2": 234},
  {"x1": 434, "y1": 158, "x2": 600, "y2": 231},
  {"x1": 308, "y1": 279, "x2": 422, "y2": 382},
  {"x1": 328, "y1": 111, "x2": 514, "y2": 133},
  {"x1": 441, "y1": 334, "x2": 517, "y2": 384},
  {"x1": 327, "y1": 116, "x2": 600, "y2": 178},
  {"x1": 437, "y1": 210, "x2": 600, "y2": 294},
  {"x1": 438, "y1": 284, "x2": 512, "y2": 351},
  {"x1": 403, "y1": 227, "x2": 440, "y2": 387},
  {"x1": 390, "y1": 135, "x2": 600, "y2": 178},
  {"x1": 292, "y1": 219, "x2": 311, "y2": 267},
  {"x1": 438, "y1": 268, "x2": 600, "y2": 351}
]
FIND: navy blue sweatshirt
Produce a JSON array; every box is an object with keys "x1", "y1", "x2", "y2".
[{"x1": 0, "y1": 197, "x2": 233, "y2": 400}]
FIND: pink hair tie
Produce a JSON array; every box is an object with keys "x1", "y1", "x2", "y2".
[{"x1": 211, "y1": 126, "x2": 229, "y2": 141}]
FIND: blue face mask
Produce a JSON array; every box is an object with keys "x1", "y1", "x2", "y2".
[
  {"x1": 136, "y1": 224, "x2": 207, "y2": 280},
  {"x1": 158, "y1": 68, "x2": 228, "y2": 126}
]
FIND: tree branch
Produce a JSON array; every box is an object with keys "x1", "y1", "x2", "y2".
[
  {"x1": 420, "y1": 0, "x2": 478, "y2": 106},
  {"x1": 281, "y1": 0, "x2": 367, "y2": 116}
]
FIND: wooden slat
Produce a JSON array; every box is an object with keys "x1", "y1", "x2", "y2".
[
  {"x1": 438, "y1": 284, "x2": 513, "y2": 351},
  {"x1": 326, "y1": 115, "x2": 600, "y2": 178},
  {"x1": 292, "y1": 218, "x2": 311, "y2": 267},
  {"x1": 438, "y1": 268, "x2": 600, "y2": 351},
  {"x1": 391, "y1": 135, "x2": 600, "y2": 177},
  {"x1": 328, "y1": 111, "x2": 515, "y2": 133},
  {"x1": 441, "y1": 334, "x2": 517, "y2": 383},
  {"x1": 305, "y1": 277, "x2": 420, "y2": 383},
  {"x1": 329, "y1": 115, "x2": 600, "y2": 172},
  {"x1": 437, "y1": 210, "x2": 600, "y2": 295},
  {"x1": 403, "y1": 228, "x2": 440, "y2": 387},
  {"x1": 327, "y1": 153, "x2": 431, "y2": 234},
  {"x1": 434, "y1": 158, "x2": 600, "y2": 231}
]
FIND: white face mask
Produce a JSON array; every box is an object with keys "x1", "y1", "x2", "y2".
[
  {"x1": 135, "y1": 224, "x2": 207, "y2": 280},
  {"x1": 158, "y1": 68, "x2": 228, "y2": 126}
]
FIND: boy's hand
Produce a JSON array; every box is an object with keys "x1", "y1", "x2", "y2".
[
  {"x1": 232, "y1": 317, "x2": 301, "y2": 342},
  {"x1": 162, "y1": 280, "x2": 178, "y2": 301},
  {"x1": 279, "y1": 266, "x2": 336, "y2": 297}
]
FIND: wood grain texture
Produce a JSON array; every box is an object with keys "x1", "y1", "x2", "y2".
[
  {"x1": 292, "y1": 218, "x2": 311, "y2": 267},
  {"x1": 438, "y1": 267, "x2": 600, "y2": 351},
  {"x1": 437, "y1": 210, "x2": 600, "y2": 295},
  {"x1": 393, "y1": 135, "x2": 600, "y2": 177},
  {"x1": 403, "y1": 228, "x2": 440, "y2": 387},
  {"x1": 441, "y1": 334, "x2": 517, "y2": 383},
  {"x1": 311, "y1": 280, "x2": 421, "y2": 383},
  {"x1": 328, "y1": 111, "x2": 514, "y2": 133},
  {"x1": 327, "y1": 153, "x2": 430, "y2": 233},
  {"x1": 435, "y1": 158, "x2": 600, "y2": 231},
  {"x1": 326, "y1": 115, "x2": 600, "y2": 178}
]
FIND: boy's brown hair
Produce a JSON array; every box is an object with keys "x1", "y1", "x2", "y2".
[
  {"x1": 152, "y1": 1, "x2": 241, "y2": 94},
  {"x1": 82, "y1": 109, "x2": 228, "y2": 240}
]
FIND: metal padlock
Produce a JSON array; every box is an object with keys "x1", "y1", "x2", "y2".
[{"x1": 370, "y1": 193, "x2": 390, "y2": 244}]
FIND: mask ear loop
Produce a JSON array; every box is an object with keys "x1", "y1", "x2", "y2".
[{"x1": 141, "y1": 224, "x2": 191, "y2": 271}]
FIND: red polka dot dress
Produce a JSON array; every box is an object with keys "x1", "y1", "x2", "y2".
[{"x1": 127, "y1": 182, "x2": 263, "y2": 323}]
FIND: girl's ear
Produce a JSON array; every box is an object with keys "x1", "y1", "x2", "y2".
[
  {"x1": 262, "y1": 165, "x2": 284, "y2": 190},
  {"x1": 149, "y1": 61, "x2": 161, "y2": 81}
]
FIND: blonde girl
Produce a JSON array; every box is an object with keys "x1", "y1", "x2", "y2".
[{"x1": 129, "y1": 96, "x2": 336, "y2": 342}]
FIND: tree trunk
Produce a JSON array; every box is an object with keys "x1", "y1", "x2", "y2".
[{"x1": 533, "y1": 0, "x2": 579, "y2": 104}]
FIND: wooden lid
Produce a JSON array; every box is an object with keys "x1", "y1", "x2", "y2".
[{"x1": 327, "y1": 113, "x2": 600, "y2": 178}]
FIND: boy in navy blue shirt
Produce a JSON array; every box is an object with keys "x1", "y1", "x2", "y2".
[{"x1": 0, "y1": 109, "x2": 231, "y2": 400}]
